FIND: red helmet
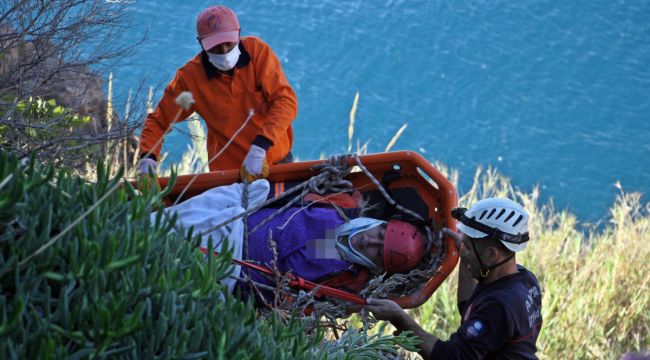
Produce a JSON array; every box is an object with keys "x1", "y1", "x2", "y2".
[{"x1": 383, "y1": 220, "x2": 425, "y2": 274}]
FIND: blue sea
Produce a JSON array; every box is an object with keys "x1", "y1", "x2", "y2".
[{"x1": 109, "y1": 0, "x2": 650, "y2": 222}]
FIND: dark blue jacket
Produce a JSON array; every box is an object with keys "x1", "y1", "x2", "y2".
[{"x1": 430, "y1": 265, "x2": 543, "y2": 359}]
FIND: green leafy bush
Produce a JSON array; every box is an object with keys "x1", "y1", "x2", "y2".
[
  {"x1": 0, "y1": 96, "x2": 100, "y2": 176},
  {"x1": 1, "y1": 96, "x2": 91, "y2": 141},
  {"x1": 15, "y1": 97, "x2": 91, "y2": 125},
  {"x1": 0, "y1": 150, "x2": 416, "y2": 359}
]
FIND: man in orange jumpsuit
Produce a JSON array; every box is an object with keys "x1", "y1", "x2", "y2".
[{"x1": 138, "y1": 5, "x2": 298, "y2": 181}]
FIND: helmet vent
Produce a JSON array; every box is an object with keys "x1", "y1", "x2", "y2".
[
  {"x1": 513, "y1": 214, "x2": 524, "y2": 226},
  {"x1": 504, "y1": 210, "x2": 516, "y2": 222},
  {"x1": 495, "y1": 209, "x2": 506, "y2": 220},
  {"x1": 479, "y1": 210, "x2": 488, "y2": 220},
  {"x1": 486, "y1": 208, "x2": 497, "y2": 219}
]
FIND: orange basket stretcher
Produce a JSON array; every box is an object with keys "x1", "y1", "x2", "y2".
[{"x1": 155, "y1": 151, "x2": 459, "y2": 309}]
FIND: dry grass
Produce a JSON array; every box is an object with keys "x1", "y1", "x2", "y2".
[{"x1": 413, "y1": 168, "x2": 650, "y2": 359}]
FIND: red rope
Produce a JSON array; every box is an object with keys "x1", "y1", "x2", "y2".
[{"x1": 200, "y1": 247, "x2": 366, "y2": 305}]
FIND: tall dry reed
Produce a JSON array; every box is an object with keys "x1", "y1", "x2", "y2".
[{"x1": 413, "y1": 168, "x2": 650, "y2": 359}]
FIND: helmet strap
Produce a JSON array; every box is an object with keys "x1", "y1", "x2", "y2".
[{"x1": 470, "y1": 237, "x2": 515, "y2": 281}]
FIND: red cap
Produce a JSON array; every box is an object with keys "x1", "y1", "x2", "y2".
[
  {"x1": 383, "y1": 220, "x2": 425, "y2": 274},
  {"x1": 196, "y1": 6, "x2": 240, "y2": 50}
]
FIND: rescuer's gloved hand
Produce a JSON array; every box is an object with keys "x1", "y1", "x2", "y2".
[
  {"x1": 137, "y1": 158, "x2": 158, "y2": 176},
  {"x1": 240, "y1": 144, "x2": 269, "y2": 182}
]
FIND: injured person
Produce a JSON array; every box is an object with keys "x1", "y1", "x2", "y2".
[{"x1": 152, "y1": 179, "x2": 426, "y2": 297}]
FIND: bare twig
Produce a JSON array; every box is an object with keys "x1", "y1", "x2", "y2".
[{"x1": 1, "y1": 0, "x2": 149, "y2": 175}]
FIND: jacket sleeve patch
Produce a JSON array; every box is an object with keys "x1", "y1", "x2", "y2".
[{"x1": 465, "y1": 320, "x2": 485, "y2": 338}]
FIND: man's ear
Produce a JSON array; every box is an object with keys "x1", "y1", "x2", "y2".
[{"x1": 487, "y1": 246, "x2": 500, "y2": 262}]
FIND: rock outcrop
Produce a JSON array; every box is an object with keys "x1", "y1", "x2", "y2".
[{"x1": 1, "y1": 25, "x2": 108, "y2": 130}]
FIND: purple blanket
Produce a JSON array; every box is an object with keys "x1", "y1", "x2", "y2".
[{"x1": 245, "y1": 207, "x2": 353, "y2": 287}]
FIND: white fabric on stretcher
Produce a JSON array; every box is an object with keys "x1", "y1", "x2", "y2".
[{"x1": 152, "y1": 179, "x2": 270, "y2": 293}]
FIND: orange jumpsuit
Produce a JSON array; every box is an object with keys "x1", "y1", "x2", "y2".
[{"x1": 140, "y1": 36, "x2": 298, "y2": 171}]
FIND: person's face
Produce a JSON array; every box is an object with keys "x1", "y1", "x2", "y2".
[
  {"x1": 350, "y1": 225, "x2": 386, "y2": 268},
  {"x1": 460, "y1": 232, "x2": 487, "y2": 279},
  {"x1": 207, "y1": 41, "x2": 237, "y2": 55}
]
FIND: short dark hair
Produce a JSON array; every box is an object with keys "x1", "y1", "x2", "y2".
[{"x1": 472, "y1": 236, "x2": 514, "y2": 258}]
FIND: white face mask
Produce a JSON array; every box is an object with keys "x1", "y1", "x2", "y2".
[{"x1": 207, "y1": 44, "x2": 241, "y2": 71}]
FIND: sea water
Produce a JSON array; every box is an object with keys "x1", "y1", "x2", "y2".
[{"x1": 109, "y1": 0, "x2": 650, "y2": 222}]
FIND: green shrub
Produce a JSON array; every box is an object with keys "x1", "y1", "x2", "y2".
[
  {"x1": 0, "y1": 150, "x2": 418, "y2": 359},
  {"x1": 0, "y1": 96, "x2": 101, "y2": 177}
]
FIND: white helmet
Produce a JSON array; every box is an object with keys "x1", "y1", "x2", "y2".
[
  {"x1": 335, "y1": 217, "x2": 386, "y2": 271},
  {"x1": 452, "y1": 198, "x2": 529, "y2": 252}
]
